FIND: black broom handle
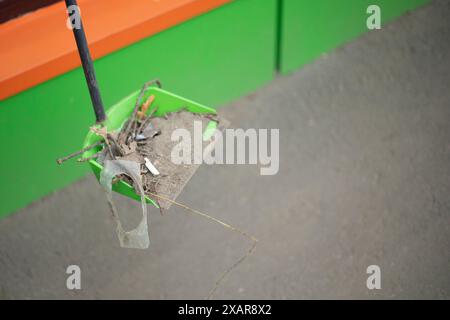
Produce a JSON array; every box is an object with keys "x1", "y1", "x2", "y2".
[{"x1": 65, "y1": 0, "x2": 106, "y2": 123}]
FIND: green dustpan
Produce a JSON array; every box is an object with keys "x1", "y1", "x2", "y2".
[{"x1": 82, "y1": 86, "x2": 217, "y2": 208}]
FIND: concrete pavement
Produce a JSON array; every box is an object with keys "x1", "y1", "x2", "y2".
[{"x1": 0, "y1": 0, "x2": 449, "y2": 299}]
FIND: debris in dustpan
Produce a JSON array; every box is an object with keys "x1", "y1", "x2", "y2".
[
  {"x1": 56, "y1": 81, "x2": 228, "y2": 219},
  {"x1": 95, "y1": 107, "x2": 227, "y2": 211}
]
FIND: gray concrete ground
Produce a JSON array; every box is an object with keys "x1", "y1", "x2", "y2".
[{"x1": 1, "y1": 0, "x2": 449, "y2": 299}]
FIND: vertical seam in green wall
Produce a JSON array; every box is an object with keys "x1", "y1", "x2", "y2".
[{"x1": 275, "y1": 0, "x2": 284, "y2": 73}]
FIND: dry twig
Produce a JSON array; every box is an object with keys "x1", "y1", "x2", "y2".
[{"x1": 56, "y1": 140, "x2": 103, "y2": 164}]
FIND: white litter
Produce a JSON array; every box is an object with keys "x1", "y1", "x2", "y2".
[{"x1": 144, "y1": 157, "x2": 160, "y2": 176}]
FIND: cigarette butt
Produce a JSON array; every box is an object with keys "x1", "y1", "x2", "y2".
[{"x1": 144, "y1": 157, "x2": 160, "y2": 176}]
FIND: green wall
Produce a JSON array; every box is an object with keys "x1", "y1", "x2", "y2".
[
  {"x1": 279, "y1": 0, "x2": 429, "y2": 74},
  {"x1": 0, "y1": 0, "x2": 278, "y2": 217}
]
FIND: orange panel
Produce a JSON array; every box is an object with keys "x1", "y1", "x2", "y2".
[{"x1": 0, "y1": 0, "x2": 231, "y2": 100}]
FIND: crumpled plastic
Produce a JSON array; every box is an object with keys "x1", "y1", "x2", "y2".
[{"x1": 100, "y1": 160, "x2": 149, "y2": 249}]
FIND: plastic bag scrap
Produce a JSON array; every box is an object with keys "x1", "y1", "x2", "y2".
[{"x1": 100, "y1": 160, "x2": 149, "y2": 249}]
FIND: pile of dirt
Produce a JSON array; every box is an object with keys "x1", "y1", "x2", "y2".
[{"x1": 98, "y1": 109, "x2": 219, "y2": 209}]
